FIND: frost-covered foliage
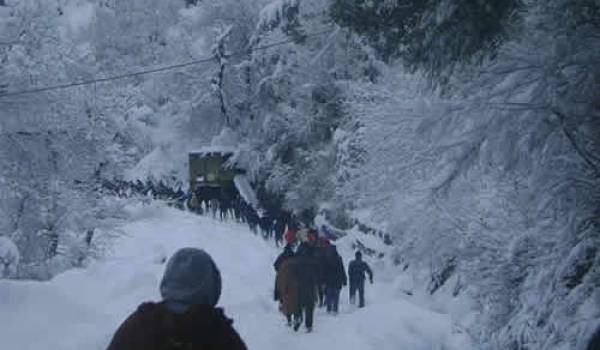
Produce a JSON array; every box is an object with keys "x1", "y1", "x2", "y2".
[
  {"x1": 191, "y1": 0, "x2": 382, "y2": 217},
  {"x1": 0, "y1": 0, "x2": 194, "y2": 278},
  {"x1": 1, "y1": 0, "x2": 597, "y2": 347},
  {"x1": 1, "y1": 0, "x2": 374, "y2": 253},
  {"x1": 336, "y1": 1, "x2": 600, "y2": 349},
  {"x1": 330, "y1": 0, "x2": 522, "y2": 78}
]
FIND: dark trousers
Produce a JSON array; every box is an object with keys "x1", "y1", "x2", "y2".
[
  {"x1": 325, "y1": 286, "x2": 341, "y2": 313},
  {"x1": 349, "y1": 280, "x2": 365, "y2": 308},
  {"x1": 293, "y1": 304, "x2": 314, "y2": 330},
  {"x1": 317, "y1": 284, "x2": 326, "y2": 307}
]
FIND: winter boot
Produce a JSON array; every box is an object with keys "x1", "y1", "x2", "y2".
[{"x1": 293, "y1": 316, "x2": 302, "y2": 332}]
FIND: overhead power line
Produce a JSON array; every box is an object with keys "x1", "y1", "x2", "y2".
[
  {"x1": 2, "y1": 28, "x2": 578, "y2": 112},
  {"x1": 0, "y1": 29, "x2": 334, "y2": 99}
]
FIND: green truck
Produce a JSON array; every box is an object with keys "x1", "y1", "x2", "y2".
[{"x1": 188, "y1": 147, "x2": 243, "y2": 198}]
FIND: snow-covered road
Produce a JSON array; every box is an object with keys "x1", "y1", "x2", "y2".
[{"x1": 0, "y1": 204, "x2": 470, "y2": 350}]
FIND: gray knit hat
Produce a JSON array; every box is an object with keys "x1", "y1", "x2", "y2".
[{"x1": 160, "y1": 248, "x2": 222, "y2": 313}]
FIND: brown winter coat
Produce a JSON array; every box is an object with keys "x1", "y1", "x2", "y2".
[
  {"x1": 106, "y1": 302, "x2": 247, "y2": 350},
  {"x1": 275, "y1": 257, "x2": 318, "y2": 316},
  {"x1": 276, "y1": 259, "x2": 300, "y2": 316}
]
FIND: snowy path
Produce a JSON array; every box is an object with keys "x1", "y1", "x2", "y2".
[{"x1": 0, "y1": 204, "x2": 470, "y2": 350}]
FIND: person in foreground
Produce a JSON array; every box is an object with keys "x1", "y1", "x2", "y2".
[{"x1": 106, "y1": 247, "x2": 247, "y2": 350}]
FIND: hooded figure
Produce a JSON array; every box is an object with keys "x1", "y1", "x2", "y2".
[
  {"x1": 348, "y1": 251, "x2": 373, "y2": 308},
  {"x1": 323, "y1": 245, "x2": 347, "y2": 313},
  {"x1": 159, "y1": 248, "x2": 222, "y2": 313},
  {"x1": 106, "y1": 248, "x2": 247, "y2": 350}
]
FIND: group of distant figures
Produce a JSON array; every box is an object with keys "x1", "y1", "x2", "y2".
[
  {"x1": 100, "y1": 177, "x2": 373, "y2": 336},
  {"x1": 100, "y1": 178, "x2": 320, "y2": 247},
  {"x1": 101, "y1": 178, "x2": 185, "y2": 201},
  {"x1": 273, "y1": 229, "x2": 374, "y2": 333}
]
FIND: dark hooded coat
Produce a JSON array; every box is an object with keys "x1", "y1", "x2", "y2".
[
  {"x1": 348, "y1": 252, "x2": 373, "y2": 285},
  {"x1": 106, "y1": 302, "x2": 246, "y2": 350},
  {"x1": 106, "y1": 248, "x2": 246, "y2": 350},
  {"x1": 323, "y1": 246, "x2": 347, "y2": 290}
]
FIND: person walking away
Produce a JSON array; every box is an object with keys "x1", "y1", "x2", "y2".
[
  {"x1": 275, "y1": 255, "x2": 319, "y2": 333},
  {"x1": 348, "y1": 251, "x2": 373, "y2": 308},
  {"x1": 188, "y1": 192, "x2": 200, "y2": 214},
  {"x1": 259, "y1": 213, "x2": 274, "y2": 240},
  {"x1": 315, "y1": 237, "x2": 331, "y2": 308},
  {"x1": 276, "y1": 258, "x2": 300, "y2": 329},
  {"x1": 209, "y1": 199, "x2": 219, "y2": 218},
  {"x1": 233, "y1": 197, "x2": 243, "y2": 223},
  {"x1": 274, "y1": 216, "x2": 286, "y2": 247},
  {"x1": 296, "y1": 227, "x2": 309, "y2": 243},
  {"x1": 174, "y1": 189, "x2": 188, "y2": 210},
  {"x1": 274, "y1": 244, "x2": 295, "y2": 272},
  {"x1": 106, "y1": 248, "x2": 247, "y2": 350},
  {"x1": 292, "y1": 231, "x2": 319, "y2": 331},
  {"x1": 273, "y1": 243, "x2": 295, "y2": 326},
  {"x1": 219, "y1": 199, "x2": 229, "y2": 221},
  {"x1": 295, "y1": 230, "x2": 317, "y2": 259},
  {"x1": 323, "y1": 244, "x2": 347, "y2": 314},
  {"x1": 295, "y1": 255, "x2": 319, "y2": 332}
]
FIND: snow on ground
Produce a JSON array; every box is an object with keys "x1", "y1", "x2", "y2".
[{"x1": 0, "y1": 203, "x2": 471, "y2": 350}]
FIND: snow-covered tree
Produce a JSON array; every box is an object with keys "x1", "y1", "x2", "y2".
[
  {"x1": 0, "y1": 236, "x2": 20, "y2": 278},
  {"x1": 330, "y1": 0, "x2": 522, "y2": 79},
  {"x1": 0, "y1": 1, "x2": 597, "y2": 347},
  {"x1": 333, "y1": 0, "x2": 599, "y2": 348}
]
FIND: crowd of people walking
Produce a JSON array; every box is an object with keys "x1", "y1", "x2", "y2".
[
  {"x1": 100, "y1": 178, "x2": 296, "y2": 246},
  {"x1": 102, "y1": 177, "x2": 375, "y2": 337},
  {"x1": 273, "y1": 228, "x2": 373, "y2": 333}
]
